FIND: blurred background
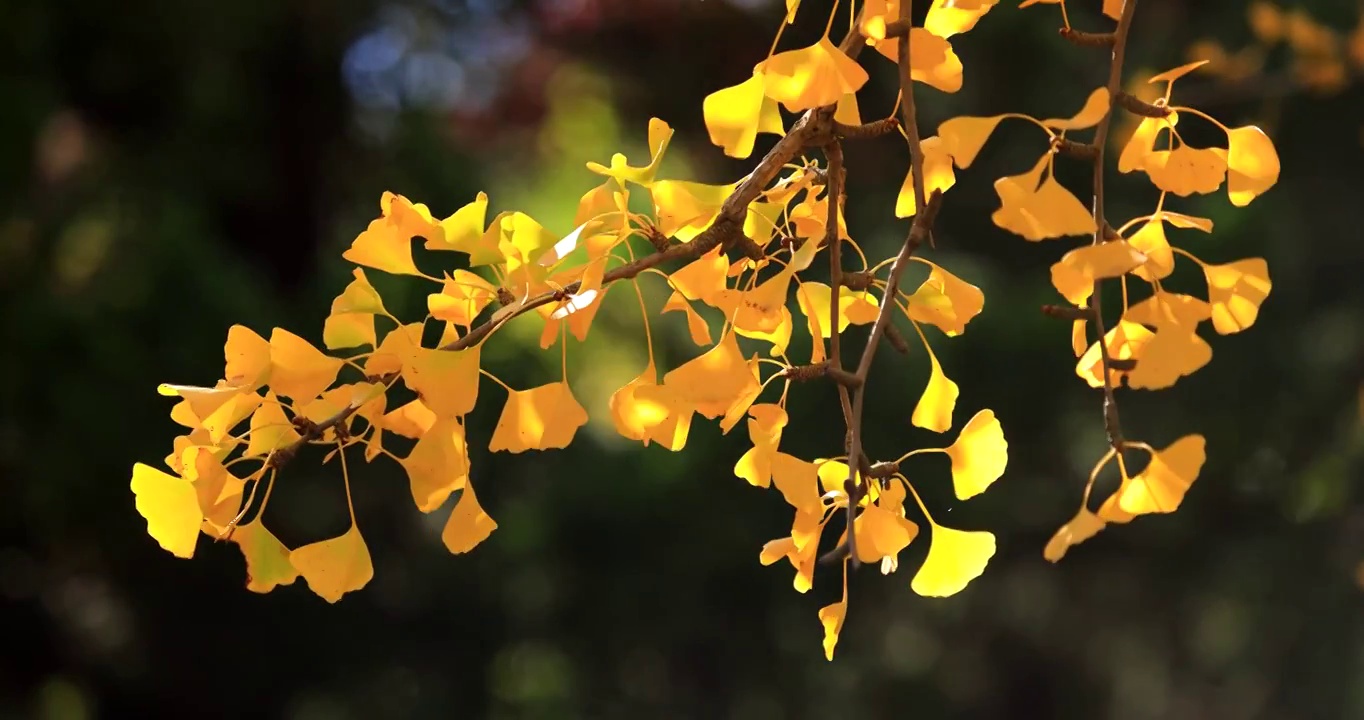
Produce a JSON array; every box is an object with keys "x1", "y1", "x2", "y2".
[{"x1": 4, "y1": 0, "x2": 1364, "y2": 717}]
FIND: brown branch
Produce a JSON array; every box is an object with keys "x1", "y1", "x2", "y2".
[
  {"x1": 835, "y1": 117, "x2": 900, "y2": 140},
  {"x1": 1114, "y1": 90, "x2": 1170, "y2": 118},
  {"x1": 1059, "y1": 27, "x2": 1115, "y2": 48},
  {"x1": 824, "y1": 140, "x2": 857, "y2": 433},
  {"x1": 1086, "y1": 0, "x2": 1141, "y2": 453},
  {"x1": 1053, "y1": 138, "x2": 1098, "y2": 161},
  {"x1": 882, "y1": 19, "x2": 910, "y2": 39}
]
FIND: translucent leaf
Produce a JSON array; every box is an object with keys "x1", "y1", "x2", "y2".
[
  {"x1": 1114, "y1": 435, "x2": 1206, "y2": 515},
  {"x1": 702, "y1": 72, "x2": 785, "y2": 159},
  {"x1": 342, "y1": 192, "x2": 439, "y2": 276},
  {"x1": 1225, "y1": 126, "x2": 1280, "y2": 206},
  {"x1": 924, "y1": 0, "x2": 999, "y2": 38},
  {"x1": 771, "y1": 454, "x2": 822, "y2": 512},
  {"x1": 1143, "y1": 146, "x2": 1228, "y2": 197},
  {"x1": 944, "y1": 409, "x2": 1008, "y2": 500},
  {"x1": 474, "y1": 210, "x2": 559, "y2": 268},
  {"x1": 937, "y1": 114, "x2": 1007, "y2": 169},
  {"x1": 663, "y1": 291, "x2": 713, "y2": 347},
  {"x1": 245, "y1": 392, "x2": 301, "y2": 457},
  {"x1": 854, "y1": 504, "x2": 917, "y2": 565},
  {"x1": 1103, "y1": 0, "x2": 1125, "y2": 21},
  {"x1": 269, "y1": 329, "x2": 344, "y2": 402},
  {"x1": 669, "y1": 247, "x2": 730, "y2": 303},
  {"x1": 290, "y1": 524, "x2": 374, "y2": 603},
  {"x1": 587, "y1": 117, "x2": 673, "y2": 188},
  {"x1": 1041, "y1": 87, "x2": 1110, "y2": 130},
  {"x1": 1204, "y1": 258, "x2": 1272, "y2": 334},
  {"x1": 224, "y1": 325, "x2": 271, "y2": 391},
  {"x1": 819, "y1": 598, "x2": 848, "y2": 661},
  {"x1": 992, "y1": 157, "x2": 1097, "y2": 241},
  {"x1": 428, "y1": 270, "x2": 497, "y2": 327},
  {"x1": 1148, "y1": 59, "x2": 1210, "y2": 84},
  {"x1": 232, "y1": 520, "x2": 299, "y2": 593},
  {"x1": 663, "y1": 331, "x2": 760, "y2": 420},
  {"x1": 1118, "y1": 113, "x2": 1177, "y2": 174},
  {"x1": 1126, "y1": 218, "x2": 1174, "y2": 281},
  {"x1": 401, "y1": 417, "x2": 470, "y2": 512},
  {"x1": 911, "y1": 524, "x2": 995, "y2": 597},
  {"x1": 760, "y1": 35, "x2": 870, "y2": 112},
  {"x1": 488, "y1": 382, "x2": 590, "y2": 453},
  {"x1": 442, "y1": 482, "x2": 498, "y2": 554},
  {"x1": 902, "y1": 261, "x2": 984, "y2": 336},
  {"x1": 323, "y1": 312, "x2": 373, "y2": 351},
  {"x1": 1076, "y1": 320, "x2": 1155, "y2": 388},
  {"x1": 1043, "y1": 509, "x2": 1106, "y2": 562},
  {"x1": 650, "y1": 180, "x2": 735, "y2": 241},
  {"x1": 734, "y1": 404, "x2": 788, "y2": 488},
  {"x1": 794, "y1": 281, "x2": 879, "y2": 338},
  {"x1": 896, "y1": 136, "x2": 957, "y2": 217},
  {"x1": 130, "y1": 463, "x2": 202, "y2": 559},
  {"x1": 400, "y1": 346, "x2": 481, "y2": 420},
  {"x1": 912, "y1": 346, "x2": 959, "y2": 433},
  {"x1": 429, "y1": 192, "x2": 490, "y2": 254},
  {"x1": 1049, "y1": 240, "x2": 1147, "y2": 306}
]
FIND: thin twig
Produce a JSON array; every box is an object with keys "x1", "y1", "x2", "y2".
[
  {"x1": 1087, "y1": 0, "x2": 1141, "y2": 452},
  {"x1": 825, "y1": 140, "x2": 856, "y2": 430}
]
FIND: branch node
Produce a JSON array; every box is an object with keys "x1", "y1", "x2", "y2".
[
  {"x1": 834, "y1": 117, "x2": 900, "y2": 140},
  {"x1": 1041, "y1": 304, "x2": 1092, "y2": 322},
  {"x1": 1059, "y1": 27, "x2": 1116, "y2": 47},
  {"x1": 644, "y1": 224, "x2": 671, "y2": 253},
  {"x1": 867, "y1": 460, "x2": 900, "y2": 479},
  {"x1": 883, "y1": 323, "x2": 911, "y2": 355},
  {"x1": 1115, "y1": 90, "x2": 1171, "y2": 118},
  {"x1": 841, "y1": 270, "x2": 875, "y2": 292},
  {"x1": 1053, "y1": 137, "x2": 1098, "y2": 161}
]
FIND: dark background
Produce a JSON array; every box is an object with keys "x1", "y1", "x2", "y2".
[{"x1": 4, "y1": 0, "x2": 1364, "y2": 718}]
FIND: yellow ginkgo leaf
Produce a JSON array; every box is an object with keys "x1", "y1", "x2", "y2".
[
  {"x1": 323, "y1": 312, "x2": 373, "y2": 351},
  {"x1": 1122, "y1": 292, "x2": 1213, "y2": 390},
  {"x1": 401, "y1": 416, "x2": 470, "y2": 512},
  {"x1": 924, "y1": 0, "x2": 999, "y2": 38},
  {"x1": 363, "y1": 323, "x2": 421, "y2": 377},
  {"x1": 1149, "y1": 59, "x2": 1210, "y2": 85},
  {"x1": 587, "y1": 117, "x2": 673, "y2": 188},
  {"x1": 854, "y1": 504, "x2": 918, "y2": 565},
  {"x1": 669, "y1": 247, "x2": 730, "y2": 303},
  {"x1": 609, "y1": 363, "x2": 664, "y2": 443},
  {"x1": 912, "y1": 345, "x2": 959, "y2": 433},
  {"x1": 342, "y1": 192, "x2": 439, "y2": 276},
  {"x1": 911, "y1": 523, "x2": 996, "y2": 597},
  {"x1": 290, "y1": 523, "x2": 374, "y2": 603},
  {"x1": 244, "y1": 392, "x2": 301, "y2": 457},
  {"x1": 224, "y1": 325, "x2": 271, "y2": 391},
  {"x1": 944, "y1": 409, "x2": 1008, "y2": 500},
  {"x1": 650, "y1": 180, "x2": 736, "y2": 241},
  {"x1": 1143, "y1": 145, "x2": 1227, "y2": 197},
  {"x1": 269, "y1": 329, "x2": 344, "y2": 402},
  {"x1": 1225, "y1": 126, "x2": 1281, "y2": 206},
  {"x1": 1041, "y1": 87, "x2": 1110, "y2": 130},
  {"x1": 663, "y1": 291, "x2": 714, "y2": 347},
  {"x1": 818, "y1": 598, "x2": 848, "y2": 661},
  {"x1": 428, "y1": 270, "x2": 497, "y2": 327},
  {"x1": 475, "y1": 210, "x2": 559, "y2": 268},
  {"x1": 771, "y1": 453, "x2": 823, "y2": 513},
  {"x1": 702, "y1": 72, "x2": 785, "y2": 159},
  {"x1": 1077, "y1": 320, "x2": 1154, "y2": 388},
  {"x1": 1103, "y1": 0, "x2": 1125, "y2": 20},
  {"x1": 992, "y1": 157, "x2": 1097, "y2": 241},
  {"x1": 1127, "y1": 291, "x2": 1212, "y2": 328},
  {"x1": 794, "y1": 281, "x2": 880, "y2": 338},
  {"x1": 734, "y1": 404, "x2": 789, "y2": 488},
  {"x1": 442, "y1": 482, "x2": 498, "y2": 554},
  {"x1": 937, "y1": 114, "x2": 1007, "y2": 168},
  {"x1": 231, "y1": 520, "x2": 299, "y2": 593},
  {"x1": 1203, "y1": 258, "x2": 1272, "y2": 334},
  {"x1": 902, "y1": 261, "x2": 984, "y2": 336},
  {"x1": 760, "y1": 35, "x2": 870, "y2": 112},
  {"x1": 429, "y1": 192, "x2": 489, "y2": 254},
  {"x1": 1114, "y1": 435, "x2": 1207, "y2": 515},
  {"x1": 905, "y1": 28, "x2": 964, "y2": 92},
  {"x1": 182, "y1": 446, "x2": 244, "y2": 532},
  {"x1": 1118, "y1": 113, "x2": 1177, "y2": 174},
  {"x1": 1126, "y1": 218, "x2": 1174, "y2": 281},
  {"x1": 896, "y1": 136, "x2": 957, "y2": 217},
  {"x1": 400, "y1": 346, "x2": 481, "y2": 420},
  {"x1": 1049, "y1": 240, "x2": 1147, "y2": 306},
  {"x1": 488, "y1": 382, "x2": 590, "y2": 453},
  {"x1": 130, "y1": 463, "x2": 202, "y2": 559},
  {"x1": 382, "y1": 399, "x2": 437, "y2": 439},
  {"x1": 663, "y1": 331, "x2": 761, "y2": 420},
  {"x1": 1043, "y1": 508, "x2": 1106, "y2": 562},
  {"x1": 631, "y1": 382, "x2": 695, "y2": 450}
]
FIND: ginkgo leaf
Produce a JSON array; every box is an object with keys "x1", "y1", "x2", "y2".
[
  {"x1": 760, "y1": 35, "x2": 870, "y2": 112},
  {"x1": 245, "y1": 392, "x2": 301, "y2": 457},
  {"x1": 1049, "y1": 240, "x2": 1148, "y2": 305},
  {"x1": 323, "y1": 312, "x2": 373, "y2": 351},
  {"x1": 429, "y1": 192, "x2": 490, "y2": 254},
  {"x1": 382, "y1": 399, "x2": 437, "y2": 438},
  {"x1": 992, "y1": 157, "x2": 1097, "y2": 241},
  {"x1": 904, "y1": 28, "x2": 964, "y2": 92},
  {"x1": 734, "y1": 404, "x2": 788, "y2": 488},
  {"x1": 703, "y1": 72, "x2": 785, "y2": 159},
  {"x1": 854, "y1": 504, "x2": 917, "y2": 565},
  {"x1": 670, "y1": 247, "x2": 730, "y2": 303},
  {"x1": 924, "y1": 0, "x2": 999, "y2": 38},
  {"x1": 663, "y1": 291, "x2": 714, "y2": 346},
  {"x1": 224, "y1": 325, "x2": 271, "y2": 391},
  {"x1": 1149, "y1": 59, "x2": 1210, "y2": 84},
  {"x1": 587, "y1": 117, "x2": 673, "y2": 187},
  {"x1": 232, "y1": 520, "x2": 299, "y2": 593},
  {"x1": 911, "y1": 523, "x2": 995, "y2": 597},
  {"x1": 290, "y1": 524, "x2": 374, "y2": 603},
  {"x1": 1041, "y1": 87, "x2": 1110, "y2": 130},
  {"x1": 1118, "y1": 113, "x2": 1177, "y2": 174},
  {"x1": 1113, "y1": 435, "x2": 1206, "y2": 515},
  {"x1": 944, "y1": 409, "x2": 1008, "y2": 500},
  {"x1": 269, "y1": 329, "x2": 344, "y2": 402},
  {"x1": 651, "y1": 180, "x2": 735, "y2": 240},
  {"x1": 183, "y1": 447, "x2": 244, "y2": 531},
  {"x1": 130, "y1": 463, "x2": 202, "y2": 559},
  {"x1": 819, "y1": 598, "x2": 847, "y2": 661},
  {"x1": 1043, "y1": 508, "x2": 1106, "y2": 562},
  {"x1": 401, "y1": 416, "x2": 470, "y2": 512},
  {"x1": 364, "y1": 323, "x2": 421, "y2": 377},
  {"x1": 475, "y1": 210, "x2": 559, "y2": 268},
  {"x1": 912, "y1": 345, "x2": 959, "y2": 432},
  {"x1": 443, "y1": 482, "x2": 498, "y2": 554},
  {"x1": 1122, "y1": 292, "x2": 1213, "y2": 389},
  {"x1": 400, "y1": 346, "x2": 481, "y2": 420},
  {"x1": 663, "y1": 331, "x2": 760, "y2": 420},
  {"x1": 1203, "y1": 258, "x2": 1272, "y2": 334},
  {"x1": 938, "y1": 114, "x2": 1007, "y2": 168},
  {"x1": 902, "y1": 262, "x2": 984, "y2": 336},
  {"x1": 718, "y1": 356, "x2": 766, "y2": 434},
  {"x1": 1143, "y1": 145, "x2": 1228, "y2": 197},
  {"x1": 342, "y1": 192, "x2": 439, "y2": 276},
  {"x1": 896, "y1": 136, "x2": 957, "y2": 217},
  {"x1": 1103, "y1": 0, "x2": 1125, "y2": 21},
  {"x1": 771, "y1": 453, "x2": 823, "y2": 513},
  {"x1": 631, "y1": 382, "x2": 696, "y2": 450},
  {"x1": 428, "y1": 270, "x2": 497, "y2": 327},
  {"x1": 1077, "y1": 320, "x2": 1155, "y2": 388},
  {"x1": 794, "y1": 281, "x2": 879, "y2": 338},
  {"x1": 1225, "y1": 126, "x2": 1280, "y2": 206},
  {"x1": 489, "y1": 382, "x2": 590, "y2": 453},
  {"x1": 1126, "y1": 218, "x2": 1175, "y2": 281}
]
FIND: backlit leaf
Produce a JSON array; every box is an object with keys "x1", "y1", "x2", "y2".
[
  {"x1": 944, "y1": 409, "x2": 1007, "y2": 500},
  {"x1": 291, "y1": 524, "x2": 374, "y2": 603}
]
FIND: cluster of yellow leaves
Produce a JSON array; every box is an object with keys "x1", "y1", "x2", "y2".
[{"x1": 1187, "y1": 1, "x2": 1364, "y2": 97}]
